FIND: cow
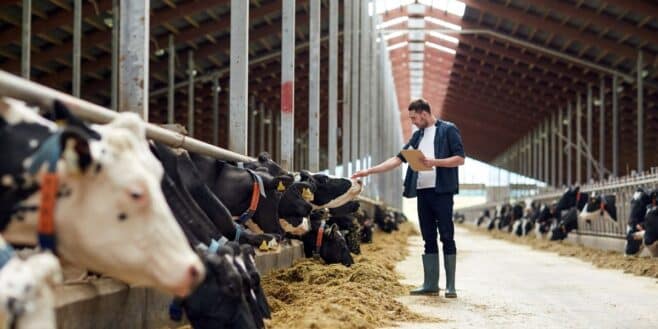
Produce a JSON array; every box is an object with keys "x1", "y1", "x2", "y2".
[
  {"x1": 0, "y1": 237, "x2": 61, "y2": 329},
  {"x1": 150, "y1": 142, "x2": 277, "y2": 248},
  {"x1": 549, "y1": 186, "x2": 589, "y2": 241},
  {"x1": 177, "y1": 243, "x2": 257, "y2": 329},
  {"x1": 534, "y1": 203, "x2": 557, "y2": 238},
  {"x1": 643, "y1": 205, "x2": 658, "y2": 257},
  {"x1": 300, "y1": 209, "x2": 354, "y2": 266},
  {"x1": 0, "y1": 98, "x2": 203, "y2": 297},
  {"x1": 578, "y1": 193, "x2": 617, "y2": 230},
  {"x1": 277, "y1": 181, "x2": 316, "y2": 236},
  {"x1": 373, "y1": 204, "x2": 398, "y2": 233},
  {"x1": 328, "y1": 201, "x2": 362, "y2": 255},
  {"x1": 513, "y1": 201, "x2": 539, "y2": 237},
  {"x1": 476, "y1": 209, "x2": 490, "y2": 227},
  {"x1": 188, "y1": 152, "x2": 295, "y2": 238},
  {"x1": 297, "y1": 170, "x2": 363, "y2": 210},
  {"x1": 625, "y1": 188, "x2": 655, "y2": 256},
  {"x1": 353, "y1": 206, "x2": 373, "y2": 243},
  {"x1": 453, "y1": 211, "x2": 465, "y2": 224}
]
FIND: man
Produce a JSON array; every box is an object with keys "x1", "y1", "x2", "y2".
[{"x1": 352, "y1": 99, "x2": 465, "y2": 298}]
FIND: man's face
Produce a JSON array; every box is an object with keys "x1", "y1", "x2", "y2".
[{"x1": 409, "y1": 110, "x2": 429, "y2": 129}]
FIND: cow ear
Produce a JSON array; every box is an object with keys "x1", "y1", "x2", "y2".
[
  {"x1": 60, "y1": 128, "x2": 93, "y2": 174},
  {"x1": 300, "y1": 170, "x2": 313, "y2": 181},
  {"x1": 108, "y1": 112, "x2": 146, "y2": 139},
  {"x1": 47, "y1": 100, "x2": 101, "y2": 140},
  {"x1": 257, "y1": 152, "x2": 271, "y2": 162}
]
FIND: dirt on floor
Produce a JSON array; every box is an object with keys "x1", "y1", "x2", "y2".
[
  {"x1": 262, "y1": 222, "x2": 433, "y2": 329},
  {"x1": 466, "y1": 225, "x2": 658, "y2": 279}
]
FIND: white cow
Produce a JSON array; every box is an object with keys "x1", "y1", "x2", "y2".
[
  {"x1": 0, "y1": 246, "x2": 61, "y2": 329},
  {"x1": 1, "y1": 98, "x2": 204, "y2": 297}
]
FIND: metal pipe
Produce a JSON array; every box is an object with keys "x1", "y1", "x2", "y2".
[
  {"x1": 544, "y1": 119, "x2": 549, "y2": 183},
  {"x1": 280, "y1": 0, "x2": 295, "y2": 171},
  {"x1": 308, "y1": 0, "x2": 320, "y2": 172},
  {"x1": 119, "y1": 0, "x2": 149, "y2": 120},
  {"x1": 73, "y1": 0, "x2": 81, "y2": 97},
  {"x1": 359, "y1": 0, "x2": 369, "y2": 172},
  {"x1": 587, "y1": 84, "x2": 593, "y2": 182},
  {"x1": 351, "y1": 0, "x2": 360, "y2": 176},
  {"x1": 21, "y1": 0, "x2": 31, "y2": 79},
  {"x1": 558, "y1": 107, "x2": 563, "y2": 186},
  {"x1": 167, "y1": 34, "x2": 175, "y2": 124},
  {"x1": 341, "y1": 0, "x2": 352, "y2": 177},
  {"x1": 599, "y1": 76, "x2": 605, "y2": 179},
  {"x1": 576, "y1": 94, "x2": 582, "y2": 184},
  {"x1": 612, "y1": 75, "x2": 619, "y2": 177},
  {"x1": 328, "y1": 0, "x2": 338, "y2": 175},
  {"x1": 268, "y1": 108, "x2": 274, "y2": 155},
  {"x1": 111, "y1": 0, "x2": 119, "y2": 111},
  {"x1": 187, "y1": 50, "x2": 195, "y2": 137},
  {"x1": 249, "y1": 96, "x2": 255, "y2": 155},
  {"x1": 0, "y1": 70, "x2": 253, "y2": 162},
  {"x1": 229, "y1": 0, "x2": 249, "y2": 154},
  {"x1": 567, "y1": 102, "x2": 573, "y2": 185},
  {"x1": 551, "y1": 112, "x2": 557, "y2": 187},
  {"x1": 259, "y1": 102, "x2": 265, "y2": 155},
  {"x1": 637, "y1": 51, "x2": 644, "y2": 173},
  {"x1": 212, "y1": 77, "x2": 219, "y2": 146}
]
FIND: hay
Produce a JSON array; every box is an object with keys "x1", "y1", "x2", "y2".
[
  {"x1": 466, "y1": 226, "x2": 658, "y2": 279},
  {"x1": 262, "y1": 222, "x2": 431, "y2": 329}
]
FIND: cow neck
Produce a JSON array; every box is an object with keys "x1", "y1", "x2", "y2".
[
  {"x1": 0, "y1": 243, "x2": 14, "y2": 270},
  {"x1": 236, "y1": 169, "x2": 266, "y2": 225},
  {"x1": 27, "y1": 132, "x2": 64, "y2": 254},
  {"x1": 315, "y1": 220, "x2": 326, "y2": 256}
]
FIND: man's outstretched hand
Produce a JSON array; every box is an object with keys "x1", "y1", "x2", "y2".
[{"x1": 351, "y1": 169, "x2": 370, "y2": 179}]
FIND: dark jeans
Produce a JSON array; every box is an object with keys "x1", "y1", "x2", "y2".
[{"x1": 417, "y1": 188, "x2": 456, "y2": 255}]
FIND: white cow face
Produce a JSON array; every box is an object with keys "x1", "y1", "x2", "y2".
[
  {"x1": 0, "y1": 252, "x2": 61, "y2": 329},
  {"x1": 4, "y1": 109, "x2": 204, "y2": 297}
]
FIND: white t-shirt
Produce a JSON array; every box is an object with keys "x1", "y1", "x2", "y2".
[{"x1": 416, "y1": 125, "x2": 436, "y2": 189}]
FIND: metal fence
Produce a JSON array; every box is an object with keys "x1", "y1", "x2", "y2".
[{"x1": 458, "y1": 167, "x2": 658, "y2": 238}]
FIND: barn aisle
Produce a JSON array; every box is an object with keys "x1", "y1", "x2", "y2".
[{"x1": 385, "y1": 201, "x2": 658, "y2": 329}]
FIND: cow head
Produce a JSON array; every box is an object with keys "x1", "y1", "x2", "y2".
[
  {"x1": 2, "y1": 99, "x2": 204, "y2": 297},
  {"x1": 299, "y1": 170, "x2": 362, "y2": 209},
  {"x1": 549, "y1": 207, "x2": 579, "y2": 241},
  {"x1": 319, "y1": 223, "x2": 354, "y2": 267},
  {"x1": 278, "y1": 182, "x2": 315, "y2": 235},
  {"x1": 183, "y1": 244, "x2": 255, "y2": 329},
  {"x1": 579, "y1": 193, "x2": 617, "y2": 225},
  {"x1": 643, "y1": 206, "x2": 658, "y2": 257},
  {"x1": 245, "y1": 152, "x2": 290, "y2": 178},
  {"x1": 0, "y1": 252, "x2": 61, "y2": 329},
  {"x1": 555, "y1": 186, "x2": 588, "y2": 215}
]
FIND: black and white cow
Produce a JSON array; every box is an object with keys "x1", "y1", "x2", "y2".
[
  {"x1": 328, "y1": 201, "x2": 362, "y2": 255},
  {"x1": 300, "y1": 209, "x2": 354, "y2": 266},
  {"x1": 476, "y1": 209, "x2": 491, "y2": 227},
  {"x1": 550, "y1": 186, "x2": 589, "y2": 241},
  {"x1": 0, "y1": 98, "x2": 203, "y2": 297},
  {"x1": 579, "y1": 192, "x2": 617, "y2": 230},
  {"x1": 534, "y1": 203, "x2": 557, "y2": 238},
  {"x1": 642, "y1": 205, "x2": 658, "y2": 257},
  {"x1": 624, "y1": 188, "x2": 658, "y2": 257},
  {"x1": 297, "y1": 170, "x2": 363, "y2": 210}
]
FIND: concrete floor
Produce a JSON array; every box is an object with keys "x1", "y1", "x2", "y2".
[{"x1": 385, "y1": 199, "x2": 658, "y2": 329}]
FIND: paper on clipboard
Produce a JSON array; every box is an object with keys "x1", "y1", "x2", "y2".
[{"x1": 400, "y1": 149, "x2": 433, "y2": 171}]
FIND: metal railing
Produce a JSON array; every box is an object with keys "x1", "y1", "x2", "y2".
[{"x1": 458, "y1": 167, "x2": 658, "y2": 238}]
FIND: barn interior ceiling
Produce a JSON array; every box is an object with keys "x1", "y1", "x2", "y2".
[{"x1": 1, "y1": 0, "x2": 656, "y2": 176}]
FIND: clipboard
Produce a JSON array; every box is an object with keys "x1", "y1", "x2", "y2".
[{"x1": 400, "y1": 149, "x2": 433, "y2": 171}]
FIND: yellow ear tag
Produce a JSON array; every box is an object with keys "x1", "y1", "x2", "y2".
[
  {"x1": 302, "y1": 188, "x2": 314, "y2": 202},
  {"x1": 259, "y1": 240, "x2": 269, "y2": 251},
  {"x1": 277, "y1": 181, "x2": 286, "y2": 192}
]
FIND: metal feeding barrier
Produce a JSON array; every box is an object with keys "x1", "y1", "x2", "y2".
[{"x1": 459, "y1": 167, "x2": 658, "y2": 238}]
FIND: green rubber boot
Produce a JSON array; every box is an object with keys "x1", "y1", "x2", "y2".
[
  {"x1": 444, "y1": 254, "x2": 457, "y2": 298},
  {"x1": 410, "y1": 254, "x2": 439, "y2": 295}
]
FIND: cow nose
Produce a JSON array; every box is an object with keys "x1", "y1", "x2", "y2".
[
  {"x1": 189, "y1": 264, "x2": 201, "y2": 283},
  {"x1": 356, "y1": 179, "x2": 363, "y2": 186}
]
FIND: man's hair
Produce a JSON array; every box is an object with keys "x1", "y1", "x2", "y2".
[{"x1": 408, "y1": 99, "x2": 431, "y2": 114}]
